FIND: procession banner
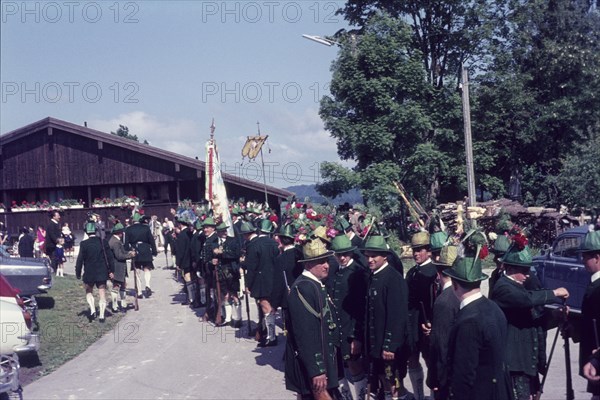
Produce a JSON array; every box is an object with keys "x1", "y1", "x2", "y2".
[{"x1": 205, "y1": 139, "x2": 235, "y2": 237}]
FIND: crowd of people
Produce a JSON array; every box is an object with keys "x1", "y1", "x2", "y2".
[{"x1": 4, "y1": 201, "x2": 599, "y2": 400}]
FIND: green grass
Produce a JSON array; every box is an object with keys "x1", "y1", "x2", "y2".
[{"x1": 20, "y1": 276, "x2": 124, "y2": 385}]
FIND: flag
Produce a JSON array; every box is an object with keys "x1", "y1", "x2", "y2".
[
  {"x1": 205, "y1": 137, "x2": 234, "y2": 237},
  {"x1": 241, "y1": 135, "x2": 268, "y2": 160}
]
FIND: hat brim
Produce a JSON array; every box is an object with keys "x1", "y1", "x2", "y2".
[
  {"x1": 298, "y1": 251, "x2": 334, "y2": 263},
  {"x1": 443, "y1": 268, "x2": 488, "y2": 282},
  {"x1": 411, "y1": 244, "x2": 431, "y2": 250},
  {"x1": 432, "y1": 261, "x2": 452, "y2": 269},
  {"x1": 333, "y1": 246, "x2": 356, "y2": 254},
  {"x1": 361, "y1": 247, "x2": 391, "y2": 254},
  {"x1": 274, "y1": 233, "x2": 294, "y2": 240}
]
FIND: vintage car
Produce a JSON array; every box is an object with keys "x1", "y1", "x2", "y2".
[
  {"x1": 533, "y1": 225, "x2": 592, "y2": 313},
  {"x1": 0, "y1": 353, "x2": 20, "y2": 400},
  {"x1": 0, "y1": 274, "x2": 38, "y2": 332},
  {"x1": 0, "y1": 246, "x2": 52, "y2": 297},
  {"x1": 0, "y1": 298, "x2": 38, "y2": 355}
]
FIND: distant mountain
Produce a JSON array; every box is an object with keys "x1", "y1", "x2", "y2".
[{"x1": 284, "y1": 184, "x2": 363, "y2": 205}]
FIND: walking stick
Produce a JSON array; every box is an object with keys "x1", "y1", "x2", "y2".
[
  {"x1": 561, "y1": 300, "x2": 574, "y2": 400},
  {"x1": 131, "y1": 259, "x2": 140, "y2": 311},
  {"x1": 534, "y1": 324, "x2": 561, "y2": 400},
  {"x1": 214, "y1": 263, "x2": 223, "y2": 326},
  {"x1": 242, "y1": 268, "x2": 252, "y2": 337}
]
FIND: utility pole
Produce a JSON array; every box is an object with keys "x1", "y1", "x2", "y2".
[{"x1": 460, "y1": 64, "x2": 476, "y2": 208}]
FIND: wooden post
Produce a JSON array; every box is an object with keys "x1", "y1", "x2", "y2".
[{"x1": 461, "y1": 64, "x2": 476, "y2": 208}]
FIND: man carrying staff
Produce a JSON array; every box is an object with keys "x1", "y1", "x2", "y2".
[
  {"x1": 491, "y1": 233, "x2": 569, "y2": 400},
  {"x1": 200, "y1": 217, "x2": 219, "y2": 320},
  {"x1": 363, "y1": 235, "x2": 410, "y2": 400},
  {"x1": 125, "y1": 212, "x2": 157, "y2": 298},
  {"x1": 108, "y1": 222, "x2": 136, "y2": 312},
  {"x1": 285, "y1": 239, "x2": 341, "y2": 400},
  {"x1": 212, "y1": 222, "x2": 242, "y2": 327},
  {"x1": 76, "y1": 222, "x2": 114, "y2": 323}
]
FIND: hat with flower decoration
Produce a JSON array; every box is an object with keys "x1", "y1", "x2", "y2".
[
  {"x1": 579, "y1": 227, "x2": 600, "y2": 253},
  {"x1": 430, "y1": 231, "x2": 449, "y2": 252},
  {"x1": 275, "y1": 224, "x2": 295, "y2": 240},
  {"x1": 500, "y1": 232, "x2": 532, "y2": 268},
  {"x1": 239, "y1": 222, "x2": 256, "y2": 235}
]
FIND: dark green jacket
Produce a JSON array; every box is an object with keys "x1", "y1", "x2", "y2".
[
  {"x1": 580, "y1": 278, "x2": 600, "y2": 376},
  {"x1": 124, "y1": 223, "x2": 157, "y2": 264},
  {"x1": 329, "y1": 259, "x2": 368, "y2": 359},
  {"x1": 175, "y1": 227, "x2": 193, "y2": 272},
  {"x1": 76, "y1": 236, "x2": 114, "y2": 284},
  {"x1": 491, "y1": 275, "x2": 556, "y2": 376},
  {"x1": 243, "y1": 235, "x2": 279, "y2": 299},
  {"x1": 285, "y1": 274, "x2": 340, "y2": 395},
  {"x1": 406, "y1": 260, "x2": 438, "y2": 346},
  {"x1": 366, "y1": 264, "x2": 408, "y2": 358}
]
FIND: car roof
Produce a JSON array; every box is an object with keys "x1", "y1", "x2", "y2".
[{"x1": 559, "y1": 226, "x2": 590, "y2": 235}]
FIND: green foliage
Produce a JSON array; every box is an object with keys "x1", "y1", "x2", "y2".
[
  {"x1": 315, "y1": 162, "x2": 360, "y2": 199},
  {"x1": 111, "y1": 125, "x2": 139, "y2": 142},
  {"x1": 554, "y1": 129, "x2": 600, "y2": 212}
]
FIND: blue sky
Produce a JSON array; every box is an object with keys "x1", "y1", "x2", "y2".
[{"x1": 1, "y1": 0, "x2": 350, "y2": 188}]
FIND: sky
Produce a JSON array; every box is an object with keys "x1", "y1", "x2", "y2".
[{"x1": 0, "y1": 0, "x2": 351, "y2": 189}]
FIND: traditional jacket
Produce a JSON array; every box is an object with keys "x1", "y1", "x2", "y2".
[
  {"x1": 329, "y1": 259, "x2": 368, "y2": 359},
  {"x1": 366, "y1": 263, "x2": 408, "y2": 358},
  {"x1": 190, "y1": 230, "x2": 205, "y2": 265},
  {"x1": 244, "y1": 235, "x2": 279, "y2": 299},
  {"x1": 75, "y1": 236, "x2": 114, "y2": 284},
  {"x1": 428, "y1": 283, "x2": 460, "y2": 394},
  {"x1": 215, "y1": 235, "x2": 242, "y2": 292},
  {"x1": 285, "y1": 272, "x2": 340, "y2": 395},
  {"x1": 108, "y1": 234, "x2": 131, "y2": 282},
  {"x1": 276, "y1": 246, "x2": 303, "y2": 309},
  {"x1": 579, "y1": 274, "x2": 600, "y2": 390},
  {"x1": 175, "y1": 227, "x2": 194, "y2": 272},
  {"x1": 406, "y1": 259, "x2": 438, "y2": 346},
  {"x1": 45, "y1": 219, "x2": 62, "y2": 256},
  {"x1": 124, "y1": 223, "x2": 157, "y2": 264},
  {"x1": 447, "y1": 296, "x2": 512, "y2": 400},
  {"x1": 491, "y1": 275, "x2": 556, "y2": 376},
  {"x1": 200, "y1": 232, "x2": 219, "y2": 277}
]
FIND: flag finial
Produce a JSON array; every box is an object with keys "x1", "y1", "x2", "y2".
[
  {"x1": 257, "y1": 121, "x2": 261, "y2": 136},
  {"x1": 210, "y1": 118, "x2": 216, "y2": 139}
]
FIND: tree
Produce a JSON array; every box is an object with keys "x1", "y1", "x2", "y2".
[
  {"x1": 472, "y1": 0, "x2": 600, "y2": 206},
  {"x1": 111, "y1": 125, "x2": 139, "y2": 142}
]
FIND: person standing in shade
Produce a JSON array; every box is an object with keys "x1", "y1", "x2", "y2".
[
  {"x1": 125, "y1": 212, "x2": 157, "y2": 298},
  {"x1": 405, "y1": 231, "x2": 437, "y2": 400},
  {"x1": 76, "y1": 222, "x2": 114, "y2": 323},
  {"x1": 330, "y1": 234, "x2": 369, "y2": 400},
  {"x1": 44, "y1": 210, "x2": 62, "y2": 260},
  {"x1": 425, "y1": 245, "x2": 459, "y2": 400},
  {"x1": 491, "y1": 233, "x2": 569, "y2": 400},
  {"x1": 108, "y1": 222, "x2": 136, "y2": 312},
  {"x1": 18, "y1": 227, "x2": 34, "y2": 258},
  {"x1": 175, "y1": 216, "x2": 199, "y2": 308},
  {"x1": 578, "y1": 229, "x2": 600, "y2": 399},
  {"x1": 363, "y1": 235, "x2": 410, "y2": 400},
  {"x1": 285, "y1": 239, "x2": 341, "y2": 400},
  {"x1": 444, "y1": 255, "x2": 512, "y2": 400}
]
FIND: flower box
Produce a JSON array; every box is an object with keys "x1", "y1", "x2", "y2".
[
  {"x1": 68, "y1": 205, "x2": 84, "y2": 209},
  {"x1": 0, "y1": 208, "x2": 5, "y2": 213},
  {"x1": 12, "y1": 208, "x2": 26, "y2": 212}
]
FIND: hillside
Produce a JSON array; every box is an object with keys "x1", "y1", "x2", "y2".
[{"x1": 284, "y1": 184, "x2": 363, "y2": 205}]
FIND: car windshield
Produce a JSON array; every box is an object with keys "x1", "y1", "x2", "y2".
[{"x1": 553, "y1": 235, "x2": 583, "y2": 258}]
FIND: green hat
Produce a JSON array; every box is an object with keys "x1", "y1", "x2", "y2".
[
  {"x1": 331, "y1": 235, "x2": 356, "y2": 254},
  {"x1": 312, "y1": 225, "x2": 331, "y2": 244},
  {"x1": 111, "y1": 223, "x2": 125, "y2": 234},
  {"x1": 334, "y1": 218, "x2": 351, "y2": 232},
  {"x1": 84, "y1": 222, "x2": 97, "y2": 234},
  {"x1": 239, "y1": 222, "x2": 256, "y2": 235},
  {"x1": 132, "y1": 212, "x2": 142, "y2": 222},
  {"x1": 444, "y1": 256, "x2": 488, "y2": 282},
  {"x1": 579, "y1": 230, "x2": 600, "y2": 253},
  {"x1": 260, "y1": 219, "x2": 273, "y2": 234},
  {"x1": 361, "y1": 235, "x2": 391, "y2": 254},
  {"x1": 194, "y1": 219, "x2": 204, "y2": 230},
  {"x1": 298, "y1": 240, "x2": 334, "y2": 263},
  {"x1": 202, "y1": 217, "x2": 216, "y2": 227},
  {"x1": 433, "y1": 245, "x2": 458, "y2": 268},
  {"x1": 411, "y1": 232, "x2": 430, "y2": 249},
  {"x1": 501, "y1": 245, "x2": 533, "y2": 268},
  {"x1": 275, "y1": 224, "x2": 295, "y2": 240},
  {"x1": 430, "y1": 231, "x2": 448, "y2": 252},
  {"x1": 216, "y1": 222, "x2": 229, "y2": 231},
  {"x1": 492, "y1": 235, "x2": 511, "y2": 255}
]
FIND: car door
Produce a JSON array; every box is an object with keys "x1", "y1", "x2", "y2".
[{"x1": 549, "y1": 233, "x2": 585, "y2": 309}]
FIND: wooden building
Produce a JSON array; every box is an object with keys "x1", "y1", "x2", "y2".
[{"x1": 0, "y1": 117, "x2": 291, "y2": 233}]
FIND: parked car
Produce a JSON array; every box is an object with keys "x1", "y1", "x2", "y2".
[
  {"x1": 0, "y1": 246, "x2": 52, "y2": 297},
  {"x1": 0, "y1": 275, "x2": 38, "y2": 332},
  {"x1": 533, "y1": 226, "x2": 591, "y2": 314},
  {"x1": 0, "y1": 298, "x2": 38, "y2": 355},
  {"x1": 0, "y1": 353, "x2": 21, "y2": 400}
]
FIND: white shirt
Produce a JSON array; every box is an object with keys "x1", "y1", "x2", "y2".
[
  {"x1": 373, "y1": 262, "x2": 389, "y2": 275},
  {"x1": 302, "y1": 269, "x2": 324, "y2": 287},
  {"x1": 443, "y1": 280, "x2": 452, "y2": 290},
  {"x1": 592, "y1": 270, "x2": 600, "y2": 284},
  {"x1": 460, "y1": 292, "x2": 483, "y2": 310},
  {"x1": 340, "y1": 259, "x2": 354, "y2": 270}
]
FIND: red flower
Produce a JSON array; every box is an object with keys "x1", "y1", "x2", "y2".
[
  {"x1": 293, "y1": 213, "x2": 299, "y2": 219},
  {"x1": 512, "y1": 233, "x2": 528, "y2": 251},
  {"x1": 479, "y1": 245, "x2": 489, "y2": 260},
  {"x1": 269, "y1": 215, "x2": 278, "y2": 223}
]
